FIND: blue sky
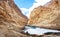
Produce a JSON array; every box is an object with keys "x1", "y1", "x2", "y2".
[
  {"x1": 14, "y1": 0, "x2": 51, "y2": 18},
  {"x1": 14, "y1": 0, "x2": 35, "y2": 18},
  {"x1": 14, "y1": 0, "x2": 35, "y2": 9}
]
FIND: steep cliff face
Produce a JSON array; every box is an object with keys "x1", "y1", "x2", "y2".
[
  {"x1": 0, "y1": 0, "x2": 28, "y2": 37},
  {"x1": 28, "y1": 0, "x2": 60, "y2": 30}
]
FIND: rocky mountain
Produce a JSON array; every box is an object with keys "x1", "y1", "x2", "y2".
[
  {"x1": 0, "y1": 0, "x2": 28, "y2": 37},
  {"x1": 28, "y1": 0, "x2": 60, "y2": 30},
  {"x1": 0, "y1": 0, "x2": 60, "y2": 37}
]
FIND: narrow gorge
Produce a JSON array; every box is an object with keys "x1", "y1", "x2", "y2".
[{"x1": 0, "y1": 0, "x2": 60, "y2": 37}]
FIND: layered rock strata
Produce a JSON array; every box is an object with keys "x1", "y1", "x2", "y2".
[
  {"x1": 0, "y1": 0, "x2": 28, "y2": 37},
  {"x1": 28, "y1": 0, "x2": 60, "y2": 30}
]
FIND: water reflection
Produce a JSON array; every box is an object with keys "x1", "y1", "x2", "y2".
[{"x1": 23, "y1": 25, "x2": 60, "y2": 35}]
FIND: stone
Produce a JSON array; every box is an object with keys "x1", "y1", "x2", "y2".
[
  {"x1": 28, "y1": 0, "x2": 60, "y2": 30},
  {"x1": 0, "y1": 0, "x2": 28, "y2": 37},
  {"x1": 40, "y1": 32, "x2": 60, "y2": 37}
]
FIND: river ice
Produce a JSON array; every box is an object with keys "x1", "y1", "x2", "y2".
[{"x1": 23, "y1": 26, "x2": 60, "y2": 35}]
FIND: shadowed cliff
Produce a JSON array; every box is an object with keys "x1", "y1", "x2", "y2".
[{"x1": 0, "y1": 0, "x2": 29, "y2": 37}]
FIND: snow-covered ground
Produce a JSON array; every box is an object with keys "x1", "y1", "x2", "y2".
[{"x1": 23, "y1": 26, "x2": 60, "y2": 35}]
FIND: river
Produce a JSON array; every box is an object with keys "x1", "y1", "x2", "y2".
[{"x1": 23, "y1": 25, "x2": 60, "y2": 35}]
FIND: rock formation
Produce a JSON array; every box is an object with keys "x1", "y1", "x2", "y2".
[
  {"x1": 28, "y1": 0, "x2": 60, "y2": 30},
  {"x1": 41, "y1": 32, "x2": 60, "y2": 37},
  {"x1": 0, "y1": 0, "x2": 60, "y2": 37},
  {"x1": 0, "y1": 0, "x2": 28, "y2": 37}
]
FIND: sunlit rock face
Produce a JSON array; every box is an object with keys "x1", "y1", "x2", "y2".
[
  {"x1": 28, "y1": 0, "x2": 60, "y2": 30},
  {"x1": 0, "y1": 0, "x2": 28, "y2": 37}
]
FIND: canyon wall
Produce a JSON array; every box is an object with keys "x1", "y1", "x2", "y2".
[
  {"x1": 0, "y1": 0, "x2": 28, "y2": 37},
  {"x1": 0, "y1": 0, "x2": 60, "y2": 37},
  {"x1": 28, "y1": 0, "x2": 60, "y2": 30}
]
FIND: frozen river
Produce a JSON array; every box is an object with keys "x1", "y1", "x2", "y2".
[{"x1": 23, "y1": 26, "x2": 60, "y2": 35}]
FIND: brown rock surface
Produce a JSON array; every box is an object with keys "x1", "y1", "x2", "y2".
[
  {"x1": 43, "y1": 34, "x2": 60, "y2": 37},
  {"x1": 0, "y1": 0, "x2": 28, "y2": 37},
  {"x1": 28, "y1": 0, "x2": 60, "y2": 30},
  {"x1": 41, "y1": 32, "x2": 60, "y2": 37}
]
